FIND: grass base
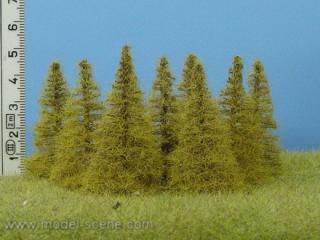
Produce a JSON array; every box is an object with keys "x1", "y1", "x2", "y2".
[{"x1": 0, "y1": 151, "x2": 319, "y2": 239}]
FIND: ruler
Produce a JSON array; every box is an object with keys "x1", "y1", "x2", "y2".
[{"x1": 0, "y1": 0, "x2": 25, "y2": 176}]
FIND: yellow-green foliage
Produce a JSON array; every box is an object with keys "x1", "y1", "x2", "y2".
[
  {"x1": 220, "y1": 56, "x2": 266, "y2": 185},
  {"x1": 179, "y1": 54, "x2": 198, "y2": 96},
  {"x1": 170, "y1": 58, "x2": 242, "y2": 192},
  {"x1": 248, "y1": 60, "x2": 281, "y2": 176},
  {"x1": 83, "y1": 46, "x2": 160, "y2": 194},
  {"x1": 238, "y1": 96, "x2": 267, "y2": 184},
  {"x1": 220, "y1": 56, "x2": 247, "y2": 138},
  {"x1": 50, "y1": 60, "x2": 102, "y2": 189},
  {"x1": 149, "y1": 57, "x2": 178, "y2": 186},
  {"x1": 28, "y1": 48, "x2": 281, "y2": 194},
  {"x1": 175, "y1": 54, "x2": 198, "y2": 138},
  {"x1": 26, "y1": 62, "x2": 69, "y2": 178}
]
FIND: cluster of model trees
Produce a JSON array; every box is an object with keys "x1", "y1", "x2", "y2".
[{"x1": 26, "y1": 45, "x2": 281, "y2": 194}]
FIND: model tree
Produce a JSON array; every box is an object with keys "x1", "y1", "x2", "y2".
[
  {"x1": 171, "y1": 59, "x2": 241, "y2": 192},
  {"x1": 83, "y1": 46, "x2": 160, "y2": 194},
  {"x1": 248, "y1": 60, "x2": 281, "y2": 176},
  {"x1": 26, "y1": 62, "x2": 69, "y2": 178},
  {"x1": 149, "y1": 57, "x2": 178, "y2": 186}
]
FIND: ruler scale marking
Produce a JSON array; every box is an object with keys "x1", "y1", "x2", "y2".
[{"x1": 1, "y1": 0, "x2": 25, "y2": 176}]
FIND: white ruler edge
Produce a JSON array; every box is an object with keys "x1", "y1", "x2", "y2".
[{"x1": 0, "y1": 0, "x2": 25, "y2": 176}]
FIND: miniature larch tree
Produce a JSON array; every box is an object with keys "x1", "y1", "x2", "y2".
[
  {"x1": 149, "y1": 57, "x2": 179, "y2": 186},
  {"x1": 248, "y1": 60, "x2": 281, "y2": 176},
  {"x1": 26, "y1": 62, "x2": 69, "y2": 178},
  {"x1": 83, "y1": 46, "x2": 160, "y2": 194},
  {"x1": 170, "y1": 59, "x2": 242, "y2": 192}
]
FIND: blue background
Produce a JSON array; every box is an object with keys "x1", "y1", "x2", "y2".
[{"x1": 26, "y1": 0, "x2": 320, "y2": 153}]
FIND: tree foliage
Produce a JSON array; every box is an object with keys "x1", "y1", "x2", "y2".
[
  {"x1": 50, "y1": 60, "x2": 102, "y2": 189},
  {"x1": 248, "y1": 60, "x2": 281, "y2": 176},
  {"x1": 149, "y1": 57, "x2": 178, "y2": 186},
  {"x1": 220, "y1": 56, "x2": 266, "y2": 185},
  {"x1": 26, "y1": 62, "x2": 69, "y2": 178},
  {"x1": 171, "y1": 58, "x2": 242, "y2": 192},
  {"x1": 28, "y1": 48, "x2": 281, "y2": 194},
  {"x1": 179, "y1": 54, "x2": 198, "y2": 96},
  {"x1": 83, "y1": 46, "x2": 160, "y2": 194}
]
